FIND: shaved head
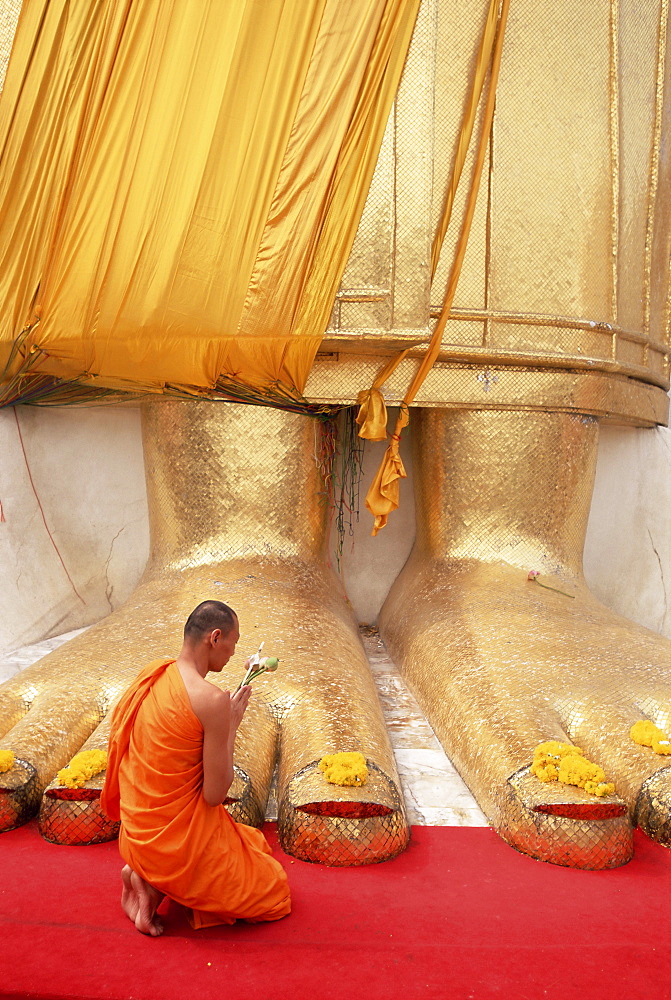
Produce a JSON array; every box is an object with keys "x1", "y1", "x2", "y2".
[{"x1": 184, "y1": 600, "x2": 237, "y2": 641}]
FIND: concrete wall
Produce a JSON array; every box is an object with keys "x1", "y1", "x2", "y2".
[
  {"x1": 1, "y1": 403, "x2": 671, "y2": 654},
  {"x1": 585, "y1": 423, "x2": 671, "y2": 637},
  {"x1": 0, "y1": 404, "x2": 148, "y2": 653}
]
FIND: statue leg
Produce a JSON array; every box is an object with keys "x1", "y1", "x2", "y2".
[
  {"x1": 380, "y1": 408, "x2": 671, "y2": 868},
  {"x1": 0, "y1": 401, "x2": 408, "y2": 864}
]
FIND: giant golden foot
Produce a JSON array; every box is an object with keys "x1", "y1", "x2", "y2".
[
  {"x1": 380, "y1": 408, "x2": 671, "y2": 869},
  {"x1": 0, "y1": 401, "x2": 408, "y2": 865}
]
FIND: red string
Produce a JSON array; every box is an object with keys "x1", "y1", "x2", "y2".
[{"x1": 13, "y1": 409, "x2": 85, "y2": 605}]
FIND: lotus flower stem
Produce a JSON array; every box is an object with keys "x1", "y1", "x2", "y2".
[{"x1": 527, "y1": 570, "x2": 575, "y2": 599}]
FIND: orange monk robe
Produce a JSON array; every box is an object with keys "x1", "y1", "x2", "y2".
[{"x1": 101, "y1": 659, "x2": 290, "y2": 928}]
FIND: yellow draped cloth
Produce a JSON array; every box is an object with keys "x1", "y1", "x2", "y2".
[{"x1": 0, "y1": 0, "x2": 420, "y2": 403}]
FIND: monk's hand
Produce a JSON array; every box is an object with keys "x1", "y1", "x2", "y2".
[{"x1": 230, "y1": 684, "x2": 252, "y2": 732}]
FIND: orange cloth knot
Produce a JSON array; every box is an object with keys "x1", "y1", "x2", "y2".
[{"x1": 356, "y1": 389, "x2": 388, "y2": 441}]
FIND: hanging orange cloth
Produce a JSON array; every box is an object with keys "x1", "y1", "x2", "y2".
[
  {"x1": 364, "y1": 404, "x2": 410, "y2": 523},
  {"x1": 0, "y1": 0, "x2": 420, "y2": 405},
  {"x1": 101, "y1": 659, "x2": 290, "y2": 929},
  {"x1": 363, "y1": 0, "x2": 510, "y2": 534}
]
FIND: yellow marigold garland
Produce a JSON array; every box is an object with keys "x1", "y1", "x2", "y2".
[
  {"x1": 318, "y1": 752, "x2": 368, "y2": 787},
  {"x1": 57, "y1": 749, "x2": 108, "y2": 789},
  {"x1": 630, "y1": 720, "x2": 671, "y2": 754},
  {"x1": 0, "y1": 749, "x2": 15, "y2": 774},
  {"x1": 531, "y1": 741, "x2": 615, "y2": 797}
]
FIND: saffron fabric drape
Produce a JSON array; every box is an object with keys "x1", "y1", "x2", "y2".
[{"x1": 0, "y1": 0, "x2": 420, "y2": 401}]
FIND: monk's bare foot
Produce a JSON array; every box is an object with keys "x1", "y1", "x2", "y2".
[
  {"x1": 129, "y1": 869, "x2": 164, "y2": 936},
  {"x1": 120, "y1": 864, "x2": 139, "y2": 925}
]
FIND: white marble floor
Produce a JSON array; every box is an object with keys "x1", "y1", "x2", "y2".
[
  {"x1": 0, "y1": 625, "x2": 488, "y2": 827},
  {"x1": 0, "y1": 628, "x2": 89, "y2": 682},
  {"x1": 359, "y1": 627, "x2": 487, "y2": 826}
]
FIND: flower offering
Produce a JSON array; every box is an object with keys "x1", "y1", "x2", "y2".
[
  {"x1": 57, "y1": 749, "x2": 108, "y2": 789},
  {"x1": 318, "y1": 751, "x2": 368, "y2": 787},
  {"x1": 531, "y1": 740, "x2": 615, "y2": 797},
  {"x1": 526, "y1": 570, "x2": 575, "y2": 599},
  {"x1": 630, "y1": 720, "x2": 671, "y2": 754},
  {"x1": 235, "y1": 649, "x2": 280, "y2": 692}
]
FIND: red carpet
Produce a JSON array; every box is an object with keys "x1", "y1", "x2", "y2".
[{"x1": 1, "y1": 822, "x2": 670, "y2": 1000}]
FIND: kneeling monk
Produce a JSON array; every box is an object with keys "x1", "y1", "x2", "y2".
[{"x1": 101, "y1": 600, "x2": 291, "y2": 935}]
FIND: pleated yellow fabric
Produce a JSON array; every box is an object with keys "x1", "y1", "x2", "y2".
[
  {"x1": 364, "y1": 0, "x2": 510, "y2": 534},
  {"x1": 0, "y1": 0, "x2": 420, "y2": 402}
]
